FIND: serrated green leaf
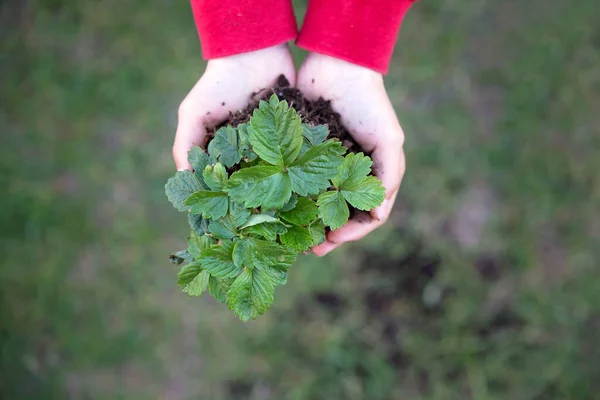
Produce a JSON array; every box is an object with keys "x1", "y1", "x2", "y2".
[
  {"x1": 208, "y1": 126, "x2": 242, "y2": 168},
  {"x1": 199, "y1": 241, "x2": 241, "y2": 279},
  {"x1": 238, "y1": 123, "x2": 258, "y2": 162},
  {"x1": 265, "y1": 267, "x2": 288, "y2": 285},
  {"x1": 182, "y1": 270, "x2": 210, "y2": 296},
  {"x1": 280, "y1": 194, "x2": 298, "y2": 212},
  {"x1": 341, "y1": 176, "x2": 386, "y2": 211},
  {"x1": 209, "y1": 276, "x2": 232, "y2": 303},
  {"x1": 229, "y1": 201, "x2": 251, "y2": 227},
  {"x1": 279, "y1": 197, "x2": 319, "y2": 226},
  {"x1": 203, "y1": 163, "x2": 228, "y2": 191},
  {"x1": 317, "y1": 190, "x2": 350, "y2": 230},
  {"x1": 188, "y1": 147, "x2": 210, "y2": 187},
  {"x1": 208, "y1": 218, "x2": 237, "y2": 240},
  {"x1": 280, "y1": 225, "x2": 313, "y2": 252},
  {"x1": 178, "y1": 262, "x2": 210, "y2": 296},
  {"x1": 248, "y1": 95, "x2": 303, "y2": 166},
  {"x1": 288, "y1": 140, "x2": 346, "y2": 196},
  {"x1": 225, "y1": 165, "x2": 292, "y2": 209},
  {"x1": 187, "y1": 231, "x2": 216, "y2": 259},
  {"x1": 239, "y1": 214, "x2": 280, "y2": 229},
  {"x1": 237, "y1": 123, "x2": 251, "y2": 151},
  {"x1": 169, "y1": 250, "x2": 193, "y2": 265},
  {"x1": 184, "y1": 191, "x2": 229, "y2": 219},
  {"x1": 250, "y1": 239, "x2": 297, "y2": 271},
  {"x1": 177, "y1": 261, "x2": 203, "y2": 285},
  {"x1": 297, "y1": 138, "x2": 312, "y2": 158},
  {"x1": 302, "y1": 124, "x2": 329, "y2": 145},
  {"x1": 188, "y1": 213, "x2": 209, "y2": 236},
  {"x1": 309, "y1": 220, "x2": 326, "y2": 246},
  {"x1": 165, "y1": 170, "x2": 202, "y2": 211},
  {"x1": 227, "y1": 267, "x2": 275, "y2": 321},
  {"x1": 242, "y1": 221, "x2": 288, "y2": 241},
  {"x1": 332, "y1": 152, "x2": 373, "y2": 188},
  {"x1": 232, "y1": 238, "x2": 252, "y2": 269}
]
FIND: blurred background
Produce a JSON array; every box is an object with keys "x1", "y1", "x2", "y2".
[{"x1": 1, "y1": 0, "x2": 599, "y2": 399}]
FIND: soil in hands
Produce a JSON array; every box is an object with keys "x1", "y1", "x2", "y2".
[{"x1": 210, "y1": 75, "x2": 364, "y2": 154}]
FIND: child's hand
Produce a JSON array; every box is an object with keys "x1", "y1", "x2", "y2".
[
  {"x1": 173, "y1": 44, "x2": 296, "y2": 170},
  {"x1": 297, "y1": 53, "x2": 406, "y2": 256}
]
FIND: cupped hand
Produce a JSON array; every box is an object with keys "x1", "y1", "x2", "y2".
[
  {"x1": 173, "y1": 44, "x2": 296, "y2": 170},
  {"x1": 297, "y1": 53, "x2": 406, "y2": 256}
]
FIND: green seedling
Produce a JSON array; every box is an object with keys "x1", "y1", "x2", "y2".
[{"x1": 165, "y1": 95, "x2": 385, "y2": 321}]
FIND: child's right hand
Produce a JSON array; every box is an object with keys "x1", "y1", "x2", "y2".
[{"x1": 173, "y1": 44, "x2": 296, "y2": 171}]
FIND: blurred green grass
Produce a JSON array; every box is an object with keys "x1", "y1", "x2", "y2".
[{"x1": 1, "y1": 0, "x2": 599, "y2": 399}]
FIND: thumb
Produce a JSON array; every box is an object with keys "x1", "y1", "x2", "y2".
[
  {"x1": 370, "y1": 142, "x2": 405, "y2": 221},
  {"x1": 173, "y1": 102, "x2": 208, "y2": 171}
]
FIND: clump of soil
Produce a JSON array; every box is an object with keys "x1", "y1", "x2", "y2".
[{"x1": 210, "y1": 75, "x2": 363, "y2": 154}]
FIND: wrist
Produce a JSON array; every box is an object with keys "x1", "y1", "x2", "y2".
[
  {"x1": 207, "y1": 44, "x2": 292, "y2": 71},
  {"x1": 302, "y1": 52, "x2": 383, "y2": 84}
]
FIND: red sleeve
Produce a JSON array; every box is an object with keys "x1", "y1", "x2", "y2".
[
  {"x1": 296, "y1": 0, "x2": 415, "y2": 74},
  {"x1": 191, "y1": 0, "x2": 297, "y2": 59}
]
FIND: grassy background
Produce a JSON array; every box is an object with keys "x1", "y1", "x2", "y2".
[{"x1": 1, "y1": 0, "x2": 599, "y2": 399}]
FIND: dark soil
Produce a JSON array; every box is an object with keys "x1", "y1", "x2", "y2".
[{"x1": 211, "y1": 75, "x2": 364, "y2": 154}]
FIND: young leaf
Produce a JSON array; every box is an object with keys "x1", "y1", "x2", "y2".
[
  {"x1": 279, "y1": 197, "x2": 319, "y2": 226},
  {"x1": 209, "y1": 217, "x2": 237, "y2": 239},
  {"x1": 208, "y1": 126, "x2": 242, "y2": 168},
  {"x1": 178, "y1": 262, "x2": 210, "y2": 296},
  {"x1": 280, "y1": 194, "x2": 298, "y2": 212},
  {"x1": 317, "y1": 190, "x2": 350, "y2": 230},
  {"x1": 248, "y1": 95, "x2": 303, "y2": 166},
  {"x1": 184, "y1": 191, "x2": 229, "y2": 219},
  {"x1": 242, "y1": 221, "x2": 288, "y2": 241},
  {"x1": 302, "y1": 124, "x2": 329, "y2": 146},
  {"x1": 237, "y1": 123, "x2": 251, "y2": 152},
  {"x1": 177, "y1": 261, "x2": 203, "y2": 285},
  {"x1": 288, "y1": 140, "x2": 346, "y2": 196},
  {"x1": 225, "y1": 165, "x2": 292, "y2": 209},
  {"x1": 297, "y1": 138, "x2": 312, "y2": 158},
  {"x1": 265, "y1": 267, "x2": 288, "y2": 285},
  {"x1": 165, "y1": 170, "x2": 202, "y2": 211},
  {"x1": 251, "y1": 239, "x2": 297, "y2": 271},
  {"x1": 199, "y1": 240, "x2": 242, "y2": 279},
  {"x1": 169, "y1": 250, "x2": 193, "y2": 265},
  {"x1": 182, "y1": 270, "x2": 210, "y2": 296},
  {"x1": 331, "y1": 152, "x2": 373, "y2": 188},
  {"x1": 309, "y1": 220, "x2": 326, "y2": 246},
  {"x1": 187, "y1": 231, "x2": 216, "y2": 259},
  {"x1": 237, "y1": 123, "x2": 258, "y2": 160},
  {"x1": 203, "y1": 163, "x2": 228, "y2": 191},
  {"x1": 188, "y1": 147, "x2": 210, "y2": 186},
  {"x1": 209, "y1": 276, "x2": 233, "y2": 303},
  {"x1": 226, "y1": 267, "x2": 275, "y2": 321},
  {"x1": 239, "y1": 214, "x2": 280, "y2": 229},
  {"x1": 232, "y1": 238, "x2": 251, "y2": 269},
  {"x1": 229, "y1": 201, "x2": 251, "y2": 227},
  {"x1": 188, "y1": 213, "x2": 209, "y2": 236},
  {"x1": 280, "y1": 225, "x2": 313, "y2": 252},
  {"x1": 340, "y1": 176, "x2": 386, "y2": 211}
]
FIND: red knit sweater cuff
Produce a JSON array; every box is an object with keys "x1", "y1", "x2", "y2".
[
  {"x1": 296, "y1": 0, "x2": 414, "y2": 74},
  {"x1": 191, "y1": 0, "x2": 298, "y2": 59}
]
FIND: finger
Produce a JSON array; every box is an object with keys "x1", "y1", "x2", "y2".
[
  {"x1": 325, "y1": 210, "x2": 385, "y2": 244},
  {"x1": 312, "y1": 240, "x2": 341, "y2": 257},
  {"x1": 370, "y1": 142, "x2": 405, "y2": 220},
  {"x1": 173, "y1": 95, "x2": 208, "y2": 170}
]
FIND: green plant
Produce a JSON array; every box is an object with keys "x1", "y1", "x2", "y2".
[{"x1": 165, "y1": 95, "x2": 385, "y2": 320}]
